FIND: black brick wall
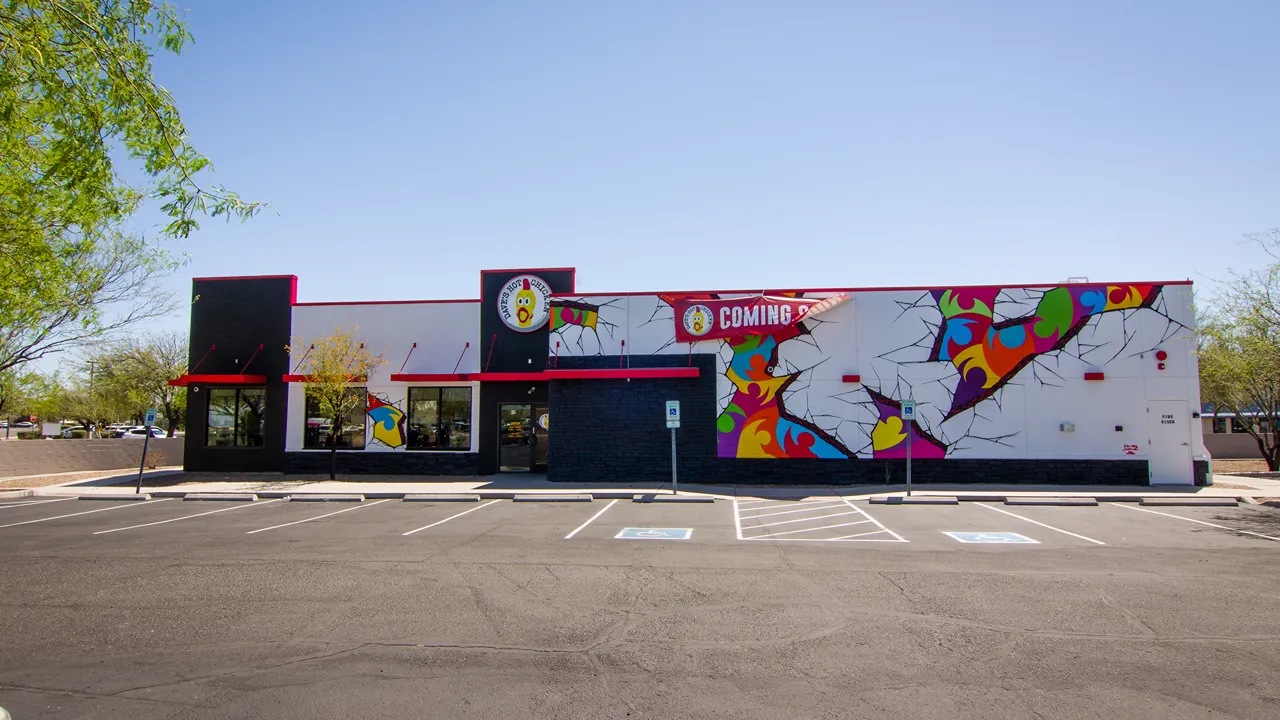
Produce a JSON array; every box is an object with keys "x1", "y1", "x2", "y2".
[
  {"x1": 283, "y1": 451, "x2": 480, "y2": 475},
  {"x1": 548, "y1": 353, "x2": 1153, "y2": 486},
  {"x1": 549, "y1": 354, "x2": 717, "y2": 484}
]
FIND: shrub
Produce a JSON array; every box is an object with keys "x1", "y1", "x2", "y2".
[{"x1": 144, "y1": 449, "x2": 167, "y2": 470}]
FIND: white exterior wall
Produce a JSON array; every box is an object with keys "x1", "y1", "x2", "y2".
[
  {"x1": 287, "y1": 301, "x2": 481, "y2": 453},
  {"x1": 549, "y1": 283, "x2": 1202, "y2": 482}
]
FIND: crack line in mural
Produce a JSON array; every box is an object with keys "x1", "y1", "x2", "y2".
[{"x1": 549, "y1": 298, "x2": 621, "y2": 355}]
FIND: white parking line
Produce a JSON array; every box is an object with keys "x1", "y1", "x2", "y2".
[
  {"x1": 838, "y1": 497, "x2": 908, "y2": 542},
  {"x1": 753, "y1": 510, "x2": 864, "y2": 528},
  {"x1": 95, "y1": 499, "x2": 283, "y2": 535},
  {"x1": 1114, "y1": 503, "x2": 1280, "y2": 542},
  {"x1": 247, "y1": 499, "x2": 391, "y2": 534},
  {"x1": 746, "y1": 520, "x2": 872, "y2": 540},
  {"x1": 736, "y1": 498, "x2": 840, "y2": 510},
  {"x1": 0, "y1": 499, "x2": 171, "y2": 529},
  {"x1": 738, "y1": 502, "x2": 848, "y2": 519},
  {"x1": 974, "y1": 503, "x2": 1106, "y2": 545},
  {"x1": 0, "y1": 497, "x2": 76, "y2": 510},
  {"x1": 402, "y1": 499, "x2": 501, "y2": 536},
  {"x1": 564, "y1": 499, "x2": 619, "y2": 539}
]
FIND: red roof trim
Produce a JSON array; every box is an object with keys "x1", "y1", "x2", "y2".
[
  {"x1": 389, "y1": 368, "x2": 700, "y2": 382},
  {"x1": 544, "y1": 368, "x2": 700, "y2": 380},
  {"x1": 282, "y1": 374, "x2": 367, "y2": 383},
  {"x1": 192, "y1": 274, "x2": 298, "y2": 282},
  {"x1": 167, "y1": 373, "x2": 267, "y2": 387},
  {"x1": 293, "y1": 298, "x2": 479, "y2": 307},
  {"x1": 551, "y1": 279, "x2": 1193, "y2": 299}
]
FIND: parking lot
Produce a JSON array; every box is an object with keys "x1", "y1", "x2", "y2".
[{"x1": 1, "y1": 493, "x2": 1278, "y2": 719}]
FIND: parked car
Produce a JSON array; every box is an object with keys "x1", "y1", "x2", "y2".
[
  {"x1": 60, "y1": 426, "x2": 87, "y2": 438},
  {"x1": 12, "y1": 421, "x2": 33, "y2": 429},
  {"x1": 121, "y1": 427, "x2": 166, "y2": 439}
]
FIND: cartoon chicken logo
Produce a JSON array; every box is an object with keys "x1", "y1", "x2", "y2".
[
  {"x1": 682, "y1": 304, "x2": 713, "y2": 337},
  {"x1": 499, "y1": 274, "x2": 551, "y2": 332},
  {"x1": 515, "y1": 278, "x2": 537, "y2": 328}
]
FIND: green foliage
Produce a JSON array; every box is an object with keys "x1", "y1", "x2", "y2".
[
  {"x1": 0, "y1": 2, "x2": 261, "y2": 375},
  {"x1": 1199, "y1": 228, "x2": 1280, "y2": 470},
  {"x1": 0, "y1": 0, "x2": 261, "y2": 241},
  {"x1": 85, "y1": 331, "x2": 187, "y2": 434},
  {"x1": 290, "y1": 327, "x2": 385, "y2": 479}
]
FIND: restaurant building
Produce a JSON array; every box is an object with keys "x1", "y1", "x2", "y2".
[{"x1": 173, "y1": 268, "x2": 1207, "y2": 485}]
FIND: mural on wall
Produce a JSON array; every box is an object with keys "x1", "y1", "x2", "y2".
[
  {"x1": 716, "y1": 327, "x2": 851, "y2": 459},
  {"x1": 864, "y1": 388, "x2": 948, "y2": 459},
  {"x1": 549, "y1": 298, "x2": 620, "y2": 354},
  {"x1": 928, "y1": 284, "x2": 1160, "y2": 418},
  {"x1": 366, "y1": 393, "x2": 406, "y2": 450},
  {"x1": 546, "y1": 283, "x2": 1193, "y2": 461}
]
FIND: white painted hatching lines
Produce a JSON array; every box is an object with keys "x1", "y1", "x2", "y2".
[
  {"x1": 403, "y1": 499, "x2": 501, "y2": 536},
  {"x1": 0, "y1": 497, "x2": 75, "y2": 510},
  {"x1": 1113, "y1": 503, "x2": 1280, "y2": 542},
  {"x1": 564, "y1": 499, "x2": 619, "y2": 539},
  {"x1": 247, "y1": 499, "x2": 391, "y2": 534},
  {"x1": 96, "y1": 499, "x2": 282, "y2": 535},
  {"x1": 0, "y1": 499, "x2": 171, "y2": 529},
  {"x1": 736, "y1": 495, "x2": 907, "y2": 542},
  {"x1": 973, "y1": 503, "x2": 1106, "y2": 545}
]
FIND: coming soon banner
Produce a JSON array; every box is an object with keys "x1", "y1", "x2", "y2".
[{"x1": 672, "y1": 294, "x2": 848, "y2": 343}]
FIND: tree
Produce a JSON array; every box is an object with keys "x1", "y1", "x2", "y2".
[
  {"x1": 87, "y1": 331, "x2": 187, "y2": 435},
  {"x1": 289, "y1": 327, "x2": 385, "y2": 480},
  {"x1": 1200, "y1": 229, "x2": 1280, "y2": 470},
  {"x1": 0, "y1": 232, "x2": 176, "y2": 374},
  {"x1": 1, "y1": 2, "x2": 262, "y2": 374}
]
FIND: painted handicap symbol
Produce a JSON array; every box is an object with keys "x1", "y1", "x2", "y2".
[
  {"x1": 944, "y1": 531, "x2": 1039, "y2": 544},
  {"x1": 615, "y1": 527, "x2": 693, "y2": 540}
]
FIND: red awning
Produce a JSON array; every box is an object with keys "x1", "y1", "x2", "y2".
[{"x1": 167, "y1": 374, "x2": 267, "y2": 387}]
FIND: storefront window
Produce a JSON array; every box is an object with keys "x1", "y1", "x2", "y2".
[
  {"x1": 1211, "y1": 418, "x2": 1228, "y2": 434},
  {"x1": 408, "y1": 387, "x2": 471, "y2": 450},
  {"x1": 304, "y1": 388, "x2": 366, "y2": 449},
  {"x1": 206, "y1": 388, "x2": 267, "y2": 448},
  {"x1": 1231, "y1": 418, "x2": 1253, "y2": 434}
]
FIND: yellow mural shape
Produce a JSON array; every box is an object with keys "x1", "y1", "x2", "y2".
[
  {"x1": 737, "y1": 418, "x2": 777, "y2": 458},
  {"x1": 872, "y1": 416, "x2": 907, "y2": 451},
  {"x1": 1104, "y1": 285, "x2": 1146, "y2": 311}
]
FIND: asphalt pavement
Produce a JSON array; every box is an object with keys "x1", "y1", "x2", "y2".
[{"x1": 0, "y1": 495, "x2": 1278, "y2": 719}]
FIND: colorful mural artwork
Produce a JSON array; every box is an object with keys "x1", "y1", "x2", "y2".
[
  {"x1": 548, "y1": 298, "x2": 620, "y2": 354},
  {"x1": 366, "y1": 393, "x2": 406, "y2": 449},
  {"x1": 928, "y1": 284, "x2": 1160, "y2": 418},
  {"x1": 865, "y1": 389, "x2": 947, "y2": 459},
  {"x1": 715, "y1": 323, "x2": 852, "y2": 459}
]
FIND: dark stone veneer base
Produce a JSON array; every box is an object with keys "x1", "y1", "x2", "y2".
[{"x1": 284, "y1": 451, "x2": 480, "y2": 475}]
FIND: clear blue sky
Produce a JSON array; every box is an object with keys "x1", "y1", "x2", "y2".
[{"x1": 136, "y1": 0, "x2": 1278, "y2": 329}]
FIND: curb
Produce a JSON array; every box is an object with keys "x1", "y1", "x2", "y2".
[
  {"x1": 591, "y1": 491, "x2": 647, "y2": 500},
  {"x1": 633, "y1": 494, "x2": 716, "y2": 503},
  {"x1": 512, "y1": 494, "x2": 592, "y2": 502},
  {"x1": 1140, "y1": 497, "x2": 1240, "y2": 507},
  {"x1": 403, "y1": 494, "x2": 480, "y2": 502},
  {"x1": 1005, "y1": 497, "x2": 1099, "y2": 506},
  {"x1": 184, "y1": 493, "x2": 259, "y2": 501},
  {"x1": 78, "y1": 494, "x2": 152, "y2": 501},
  {"x1": 871, "y1": 496, "x2": 958, "y2": 505},
  {"x1": 287, "y1": 494, "x2": 365, "y2": 502},
  {"x1": 150, "y1": 490, "x2": 188, "y2": 499},
  {"x1": 0, "y1": 490, "x2": 34, "y2": 500}
]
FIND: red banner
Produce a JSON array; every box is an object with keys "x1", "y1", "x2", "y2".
[{"x1": 672, "y1": 294, "x2": 848, "y2": 343}]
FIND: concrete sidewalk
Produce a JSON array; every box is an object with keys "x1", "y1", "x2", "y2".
[{"x1": 22, "y1": 470, "x2": 1279, "y2": 502}]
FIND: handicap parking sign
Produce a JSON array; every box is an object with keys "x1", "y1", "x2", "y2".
[
  {"x1": 944, "y1": 531, "x2": 1038, "y2": 544},
  {"x1": 615, "y1": 527, "x2": 692, "y2": 540}
]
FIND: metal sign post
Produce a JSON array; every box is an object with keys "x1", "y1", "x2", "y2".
[
  {"x1": 137, "y1": 408, "x2": 157, "y2": 494},
  {"x1": 901, "y1": 400, "x2": 916, "y2": 497},
  {"x1": 665, "y1": 401, "x2": 681, "y2": 495}
]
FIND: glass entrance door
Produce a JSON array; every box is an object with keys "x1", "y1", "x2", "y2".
[
  {"x1": 498, "y1": 403, "x2": 534, "y2": 472},
  {"x1": 532, "y1": 406, "x2": 549, "y2": 473}
]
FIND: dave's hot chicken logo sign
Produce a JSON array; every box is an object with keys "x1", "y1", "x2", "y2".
[
  {"x1": 498, "y1": 274, "x2": 553, "y2": 332},
  {"x1": 671, "y1": 293, "x2": 848, "y2": 343},
  {"x1": 682, "y1": 304, "x2": 713, "y2": 337}
]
